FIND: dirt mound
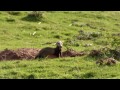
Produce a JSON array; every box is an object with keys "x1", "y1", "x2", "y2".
[
  {"x1": 0, "y1": 48, "x2": 41, "y2": 61},
  {"x1": 96, "y1": 58, "x2": 117, "y2": 65},
  {"x1": 89, "y1": 50, "x2": 102, "y2": 57},
  {"x1": 62, "y1": 49, "x2": 85, "y2": 57},
  {"x1": 0, "y1": 49, "x2": 20, "y2": 60},
  {"x1": 0, "y1": 48, "x2": 85, "y2": 61},
  {"x1": 15, "y1": 48, "x2": 41, "y2": 59},
  {"x1": 110, "y1": 49, "x2": 120, "y2": 60}
]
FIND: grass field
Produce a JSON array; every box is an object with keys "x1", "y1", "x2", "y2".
[{"x1": 0, "y1": 11, "x2": 120, "y2": 79}]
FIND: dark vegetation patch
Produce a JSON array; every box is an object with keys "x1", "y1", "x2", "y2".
[
  {"x1": 81, "y1": 72, "x2": 96, "y2": 78},
  {"x1": 8, "y1": 11, "x2": 21, "y2": 15},
  {"x1": 89, "y1": 47, "x2": 120, "y2": 60},
  {"x1": 54, "y1": 35, "x2": 62, "y2": 39},
  {"x1": 21, "y1": 11, "x2": 44, "y2": 22},
  {"x1": 27, "y1": 74, "x2": 36, "y2": 79},
  {"x1": 6, "y1": 18, "x2": 15, "y2": 22}
]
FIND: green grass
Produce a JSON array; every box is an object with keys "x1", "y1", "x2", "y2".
[
  {"x1": 0, "y1": 57, "x2": 120, "y2": 79},
  {"x1": 0, "y1": 11, "x2": 120, "y2": 79}
]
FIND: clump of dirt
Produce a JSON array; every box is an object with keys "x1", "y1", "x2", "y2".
[
  {"x1": 96, "y1": 58, "x2": 117, "y2": 66},
  {"x1": 15, "y1": 48, "x2": 41, "y2": 59},
  {"x1": 110, "y1": 49, "x2": 120, "y2": 60},
  {"x1": 0, "y1": 49, "x2": 20, "y2": 60},
  {"x1": 0, "y1": 48, "x2": 85, "y2": 61},
  {"x1": 0, "y1": 48, "x2": 40, "y2": 61},
  {"x1": 89, "y1": 50, "x2": 103, "y2": 57},
  {"x1": 62, "y1": 49, "x2": 86, "y2": 57}
]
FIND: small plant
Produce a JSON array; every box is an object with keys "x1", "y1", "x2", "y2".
[
  {"x1": 28, "y1": 11, "x2": 43, "y2": 18},
  {"x1": 22, "y1": 11, "x2": 44, "y2": 22}
]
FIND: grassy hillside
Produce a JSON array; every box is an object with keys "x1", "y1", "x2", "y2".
[{"x1": 0, "y1": 11, "x2": 120, "y2": 79}]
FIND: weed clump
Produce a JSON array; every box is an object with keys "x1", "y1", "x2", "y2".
[
  {"x1": 22, "y1": 11, "x2": 44, "y2": 22},
  {"x1": 89, "y1": 50, "x2": 103, "y2": 57},
  {"x1": 89, "y1": 47, "x2": 120, "y2": 60},
  {"x1": 76, "y1": 30, "x2": 102, "y2": 40},
  {"x1": 28, "y1": 11, "x2": 43, "y2": 18},
  {"x1": 89, "y1": 47, "x2": 111, "y2": 58}
]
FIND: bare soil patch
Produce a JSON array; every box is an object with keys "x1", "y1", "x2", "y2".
[{"x1": 0, "y1": 48, "x2": 86, "y2": 61}]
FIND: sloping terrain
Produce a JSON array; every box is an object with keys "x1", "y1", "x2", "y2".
[{"x1": 0, "y1": 11, "x2": 120, "y2": 79}]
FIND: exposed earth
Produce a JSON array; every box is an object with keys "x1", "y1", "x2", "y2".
[{"x1": 0, "y1": 48, "x2": 85, "y2": 61}]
